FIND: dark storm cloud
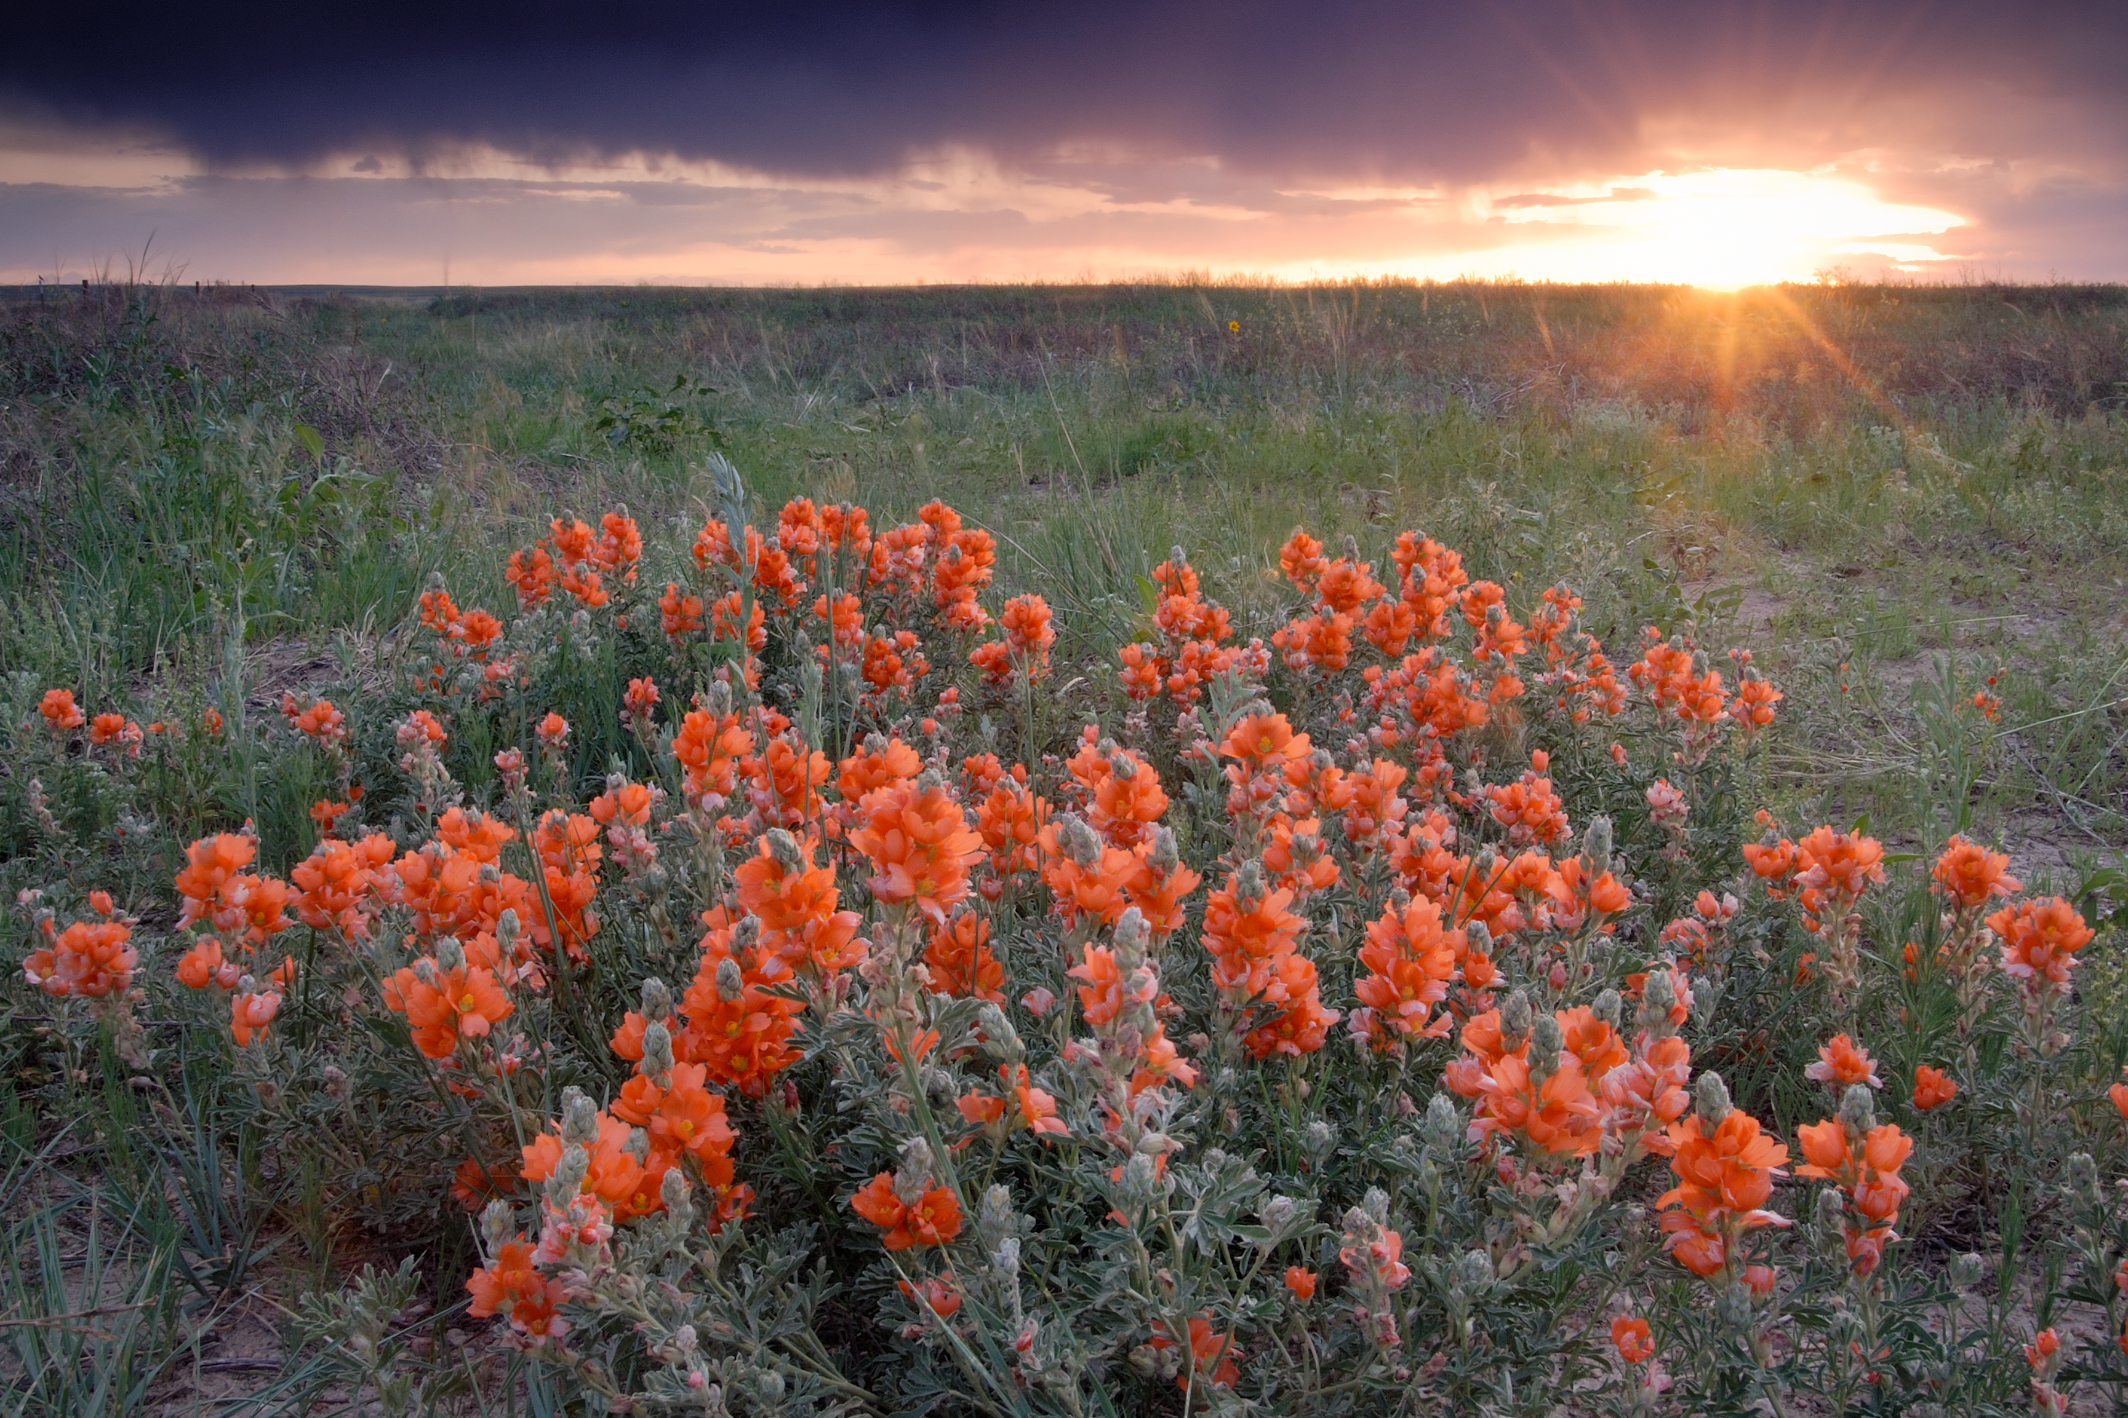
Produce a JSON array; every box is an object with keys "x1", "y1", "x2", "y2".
[{"x1": 6, "y1": 1, "x2": 2126, "y2": 180}]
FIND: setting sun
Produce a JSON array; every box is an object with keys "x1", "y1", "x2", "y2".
[{"x1": 1271, "y1": 169, "x2": 1970, "y2": 288}]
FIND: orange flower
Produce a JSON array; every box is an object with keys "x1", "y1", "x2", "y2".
[
  {"x1": 1219, "y1": 712, "x2": 1311, "y2": 773},
  {"x1": 176, "y1": 832, "x2": 257, "y2": 914},
  {"x1": 977, "y1": 593, "x2": 1056, "y2": 681},
  {"x1": 176, "y1": 937, "x2": 240, "y2": 990},
  {"x1": 1793, "y1": 825, "x2": 1885, "y2": 903},
  {"x1": 1245, "y1": 974, "x2": 1340, "y2": 1059},
  {"x1": 1611, "y1": 1316, "x2": 1655, "y2": 1365},
  {"x1": 1932, "y1": 835, "x2": 2021, "y2": 909},
  {"x1": 291, "y1": 834, "x2": 394, "y2": 940},
  {"x1": 1149, "y1": 1316, "x2": 1240, "y2": 1390},
  {"x1": 505, "y1": 545, "x2": 556, "y2": 610},
  {"x1": 87, "y1": 712, "x2": 134, "y2": 747},
  {"x1": 622, "y1": 676, "x2": 660, "y2": 725},
  {"x1": 2110, "y1": 1069, "x2": 2128, "y2": 1120},
  {"x1": 1796, "y1": 1120, "x2": 1913, "y2": 1227},
  {"x1": 897, "y1": 1275, "x2": 962, "y2": 1319},
  {"x1": 924, "y1": 912, "x2": 1005, "y2": 1002},
  {"x1": 1069, "y1": 945, "x2": 1153, "y2": 1027},
  {"x1": 1805, "y1": 1034, "x2": 1882, "y2": 1090},
  {"x1": 466, "y1": 1237, "x2": 570, "y2": 1339},
  {"x1": 1657, "y1": 1108, "x2": 1791, "y2": 1277},
  {"x1": 1729, "y1": 672, "x2": 1782, "y2": 729},
  {"x1": 38, "y1": 688, "x2": 85, "y2": 731},
  {"x1": 588, "y1": 780, "x2": 656, "y2": 828},
  {"x1": 1037, "y1": 825, "x2": 1138, "y2": 926},
  {"x1": 1987, "y1": 896, "x2": 2094, "y2": 987},
  {"x1": 382, "y1": 959, "x2": 512, "y2": 1058},
  {"x1": 1911, "y1": 1065, "x2": 1958, "y2": 1111},
  {"x1": 24, "y1": 915, "x2": 136, "y2": 998},
  {"x1": 612, "y1": 1063, "x2": 738, "y2": 1182},
  {"x1": 1352, "y1": 895, "x2": 1459, "y2": 1048},
  {"x1": 849, "y1": 780, "x2": 986, "y2": 924},
  {"x1": 1284, "y1": 1266, "x2": 1317, "y2": 1301},
  {"x1": 677, "y1": 921, "x2": 803, "y2": 1094},
  {"x1": 959, "y1": 1063, "x2": 1066, "y2": 1140},
  {"x1": 282, "y1": 693, "x2": 349, "y2": 749},
  {"x1": 1278, "y1": 528, "x2": 1326, "y2": 590},
  {"x1": 670, "y1": 708, "x2": 752, "y2": 806},
  {"x1": 732, "y1": 833, "x2": 836, "y2": 929},
  {"x1": 850, "y1": 1172, "x2": 963, "y2": 1249},
  {"x1": 230, "y1": 990, "x2": 281, "y2": 1046},
  {"x1": 451, "y1": 1157, "x2": 516, "y2": 1210},
  {"x1": 658, "y1": 584, "x2": 705, "y2": 639}
]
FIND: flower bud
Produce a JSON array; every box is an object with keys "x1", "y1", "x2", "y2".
[
  {"x1": 496, "y1": 908, "x2": 520, "y2": 946},
  {"x1": 1529, "y1": 1014, "x2": 1564, "y2": 1081},
  {"x1": 1235, "y1": 858, "x2": 1268, "y2": 904},
  {"x1": 639, "y1": 975, "x2": 672, "y2": 1022},
  {"x1": 1592, "y1": 988, "x2": 1622, "y2": 1027},
  {"x1": 560, "y1": 1087, "x2": 600, "y2": 1145},
  {"x1": 1119, "y1": 1151, "x2": 1161, "y2": 1205},
  {"x1": 2066, "y1": 1152, "x2": 2103, "y2": 1208},
  {"x1": 660, "y1": 1164, "x2": 694, "y2": 1218},
  {"x1": 1259, "y1": 1195, "x2": 1300, "y2": 1239},
  {"x1": 765, "y1": 829, "x2": 805, "y2": 871},
  {"x1": 1814, "y1": 1186, "x2": 1845, "y2": 1230},
  {"x1": 976, "y1": 1003, "x2": 1023, "y2": 1062},
  {"x1": 1059, "y1": 813, "x2": 1102, "y2": 868},
  {"x1": 1694, "y1": 1070, "x2": 1733, "y2": 1125},
  {"x1": 1581, "y1": 815, "x2": 1613, "y2": 876},
  {"x1": 1454, "y1": 1249, "x2": 1494, "y2": 1291},
  {"x1": 480, "y1": 1199, "x2": 515, "y2": 1252},
  {"x1": 1837, "y1": 1083, "x2": 1877, "y2": 1136},
  {"x1": 993, "y1": 1235, "x2": 1021, "y2": 1275},
  {"x1": 898, "y1": 1136, "x2": 937, "y2": 1190},
  {"x1": 1499, "y1": 990, "x2": 1533, "y2": 1049},
  {"x1": 716, "y1": 956, "x2": 745, "y2": 1003},
  {"x1": 642, "y1": 1021, "x2": 676, "y2": 1077},
  {"x1": 1465, "y1": 920, "x2": 1492, "y2": 957},
  {"x1": 550, "y1": 1144, "x2": 589, "y2": 1201},
  {"x1": 979, "y1": 1184, "x2": 1016, "y2": 1247},
  {"x1": 1148, "y1": 825, "x2": 1180, "y2": 876},
  {"x1": 434, "y1": 935, "x2": 466, "y2": 973},
  {"x1": 1949, "y1": 1252, "x2": 1985, "y2": 1288},
  {"x1": 623, "y1": 1126, "x2": 650, "y2": 1165},
  {"x1": 1716, "y1": 1283, "x2": 1753, "y2": 1330},
  {"x1": 1422, "y1": 1094, "x2": 1462, "y2": 1155},
  {"x1": 730, "y1": 915, "x2": 761, "y2": 951}
]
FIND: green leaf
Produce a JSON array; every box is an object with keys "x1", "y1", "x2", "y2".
[{"x1": 294, "y1": 421, "x2": 324, "y2": 459}]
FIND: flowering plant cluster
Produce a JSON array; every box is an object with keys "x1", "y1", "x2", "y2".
[{"x1": 4, "y1": 466, "x2": 2123, "y2": 1416}]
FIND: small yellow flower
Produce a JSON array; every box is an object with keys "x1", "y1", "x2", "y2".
[{"x1": 1227, "y1": 319, "x2": 1240, "y2": 333}]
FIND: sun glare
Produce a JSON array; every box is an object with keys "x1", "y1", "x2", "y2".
[{"x1": 1333, "y1": 168, "x2": 1968, "y2": 288}]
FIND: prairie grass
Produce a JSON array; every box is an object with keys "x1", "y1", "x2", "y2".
[{"x1": 0, "y1": 277, "x2": 2123, "y2": 1415}]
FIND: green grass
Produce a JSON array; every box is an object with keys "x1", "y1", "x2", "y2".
[{"x1": 5, "y1": 277, "x2": 2123, "y2": 866}]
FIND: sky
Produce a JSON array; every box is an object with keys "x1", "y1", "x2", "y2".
[{"x1": 2, "y1": 0, "x2": 2124, "y2": 288}]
